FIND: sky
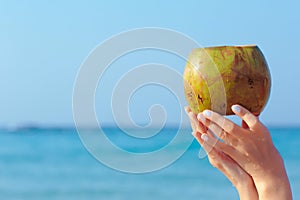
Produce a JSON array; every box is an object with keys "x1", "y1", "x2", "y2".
[{"x1": 0, "y1": 0, "x2": 300, "y2": 128}]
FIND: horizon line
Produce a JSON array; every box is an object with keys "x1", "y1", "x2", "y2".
[{"x1": 1, "y1": 123, "x2": 300, "y2": 132}]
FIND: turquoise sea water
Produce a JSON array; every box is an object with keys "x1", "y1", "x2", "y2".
[{"x1": 0, "y1": 127, "x2": 299, "y2": 200}]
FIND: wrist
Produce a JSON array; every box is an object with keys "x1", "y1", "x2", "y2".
[
  {"x1": 254, "y1": 163, "x2": 292, "y2": 200},
  {"x1": 235, "y1": 176, "x2": 258, "y2": 200},
  {"x1": 256, "y1": 178, "x2": 292, "y2": 200},
  {"x1": 251, "y1": 148, "x2": 292, "y2": 200}
]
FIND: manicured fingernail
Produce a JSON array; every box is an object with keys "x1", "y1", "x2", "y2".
[
  {"x1": 203, "y1": 110, "x2": 211, "y2": 117},
  {"x1": 197, "y1": 113, "x2": 205, "y2": 122},
  {"x1": 184, "y1": 106, "x2": 189, "y2": 114},
  {"x1": 192, "y1": 131, "x2": 197, "y2": 136},
  {"x1": 201, "y1": 134, "x2": 208, "y2": 142},
  {"x1": 184, "y1": 106, "x2": 189, "y2": 113},
  {"x1": 232, "y1": 105, "x2": 240, "y2": 113}
]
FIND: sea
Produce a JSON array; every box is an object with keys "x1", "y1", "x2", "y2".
[{"x1": 0, "y1": 127, "x2": 299, "y2": 200}]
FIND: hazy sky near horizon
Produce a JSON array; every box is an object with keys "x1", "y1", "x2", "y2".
[{"x1": 1, "y1": 0, "x2": 300, "y2": 127}]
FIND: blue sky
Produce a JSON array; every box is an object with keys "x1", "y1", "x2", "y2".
[{"x1": 1, "y1": 0, "x2": 300, "y2": 127}]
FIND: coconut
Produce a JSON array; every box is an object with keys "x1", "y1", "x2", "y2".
[{"x1": 183, "y1": 45, "x2": 271, "y2": 115}]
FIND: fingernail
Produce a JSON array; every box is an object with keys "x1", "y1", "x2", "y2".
[
  {"x1": 197, "y1": 113, "x2": 205, "y2": 122},
  {"x1": 203, "y1": 110, "x2": 211, "y2": 117},
  {"x1": 184, "y1": 107, "x2": 189, "y2": 114},
  {"x1": 184, "y1": 106, "x2": 189, "y2": 114},
  {"x1": 201, "y1": 134, "x2": 208, "y2": 142},
  {"x1": 232, "y1": 105, "x2": 240, "y2": 113}
]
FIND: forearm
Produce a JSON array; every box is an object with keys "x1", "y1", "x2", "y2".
[{"x1": 253, "y1": 156, "x2": 292, "y2": 200}]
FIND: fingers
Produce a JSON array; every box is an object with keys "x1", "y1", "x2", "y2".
[
  {"x1": 200, "y1": 136, "x2": 254, "y2": 191},
  {"x1": 197, "y1": 110, "x2": 242, "y2": 138},
  {"x1": 199, "y1": 115, "x2": 223, "y2": 137},
  {"x1": 231, "y1": 105, "x2": 261, "y2": 131},
  {"x1": 192, "y1": 131, "x2": 203, "y2": 145},
  {"x1": 201, "y1": 133, "x2": 232, "y2": 154},
  {"x1": 201, "y1": 133, "x2": 248, "y2": 167},
  {"x1": 197, "y1": 132, "x2": 226, "y2": 170},
  {"x1": 196, "y1": 131, "x2": 259, "y2": 199},
  {"x1": 185, "y1": 106, "x2": 207, "y2": 133},
  {"x1": 185, "y1": 106, "x2": 197, "y2": 131},
  {"x1": 184, "y1": 106, "x2": 191, "y2": 113}
]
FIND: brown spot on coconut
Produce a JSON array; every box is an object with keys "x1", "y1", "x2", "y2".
[{"x1": 183, "y1": 45, "x2": 271, "y2": 115}]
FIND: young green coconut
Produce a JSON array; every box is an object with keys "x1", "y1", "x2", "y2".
[{"x1": 183, "y1": 45, "x2": 271, "y2": 115}]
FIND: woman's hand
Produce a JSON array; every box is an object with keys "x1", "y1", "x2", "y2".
[
  {"x1": 194, "y1": 105, "x2": 292, "y2": 200},
  {"x1": 185, "y1": 107, "x2": 258, "y2": 200}
]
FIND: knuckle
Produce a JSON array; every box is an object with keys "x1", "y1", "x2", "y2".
[
  {"x1": 209, "y1": 123, "x2": 222, "y2": 135},
  {"x1": 216, "y1": 141, "x2": 226, "y2": 151},
  {"x1": 250, "y1": 119, "x2": 267, "y2": 133},
  {"x1": 219, "y1": 131, "x2": 227, "y2": 140},
  {"x1": 209, "y1": 158, "x2": 222, "y2": 169},
  {"x1": 229, "y1": 138, "x2": 239, "y2": 146},
  {"x1": 245, "y1": 114, "x2": 258, "y2": 128},
  {"x1": 225, "y1": 122, "x2": 235, "y2": 133}
]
